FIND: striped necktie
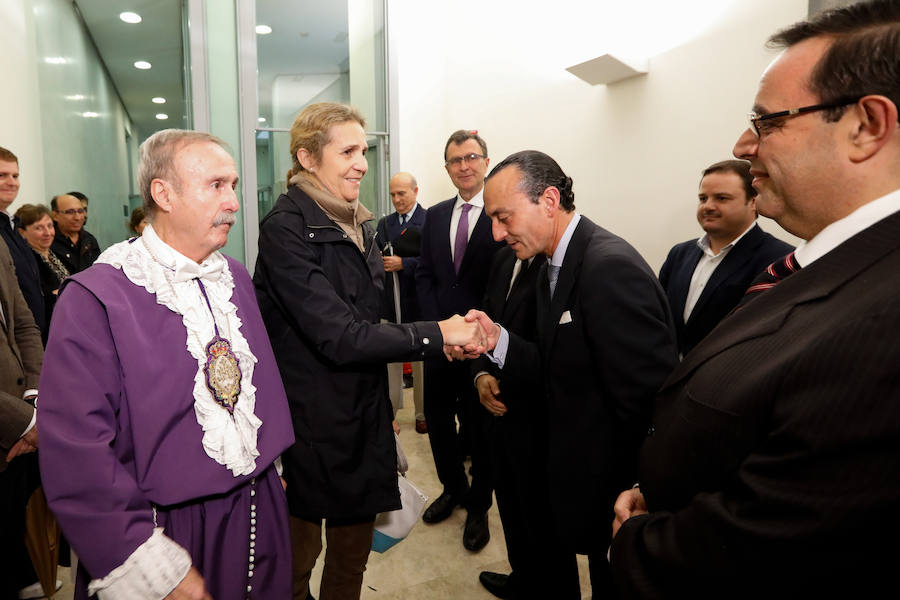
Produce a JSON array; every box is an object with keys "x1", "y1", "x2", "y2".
[{"x1": 736, "y1": 252, "x2": 801, "y2": 309}]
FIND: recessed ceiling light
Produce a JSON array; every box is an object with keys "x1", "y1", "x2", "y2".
[
  {"x1": 82, "y1": 112, "x2": 99, "y2": 118},
  {"x1": 258, "y1": 117, "x2": 266, "y2": 123},
  {"x1": 152, "y1": 97, "x2": 166, "y2": 104},
  {"x1": 44, "y1": 57, "x2": 67, "y2": 65},
  {"x1": 134, "y1": 61, "x2": 152, "y2": 70},
  {"x1": 155, "y1": 113, "x2": 168, "y2": 120},
  {"x1": 65, "y1": 94, "x2": 86, "y2": 101},
  {"x1": 255, "y1": 25, "x2": 272, "y2": 35},
  {"x1": 119, "y1": 12, "x2": 142, "y2": 24}
]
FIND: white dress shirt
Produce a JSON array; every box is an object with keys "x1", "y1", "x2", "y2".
[
  {"x1": 683, "y1": 222, "x2": 757, "y2": 322},
  {"x1": 449, "y1": 190, "x2": 484, "y2": 263},
  {"x1": 794, "y1": 187, "x2": 900, "y2": 267}
]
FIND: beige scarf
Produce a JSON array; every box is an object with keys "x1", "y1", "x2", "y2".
[{"x1": 290, "y1": 171, "x2": 374, "y2": 252}]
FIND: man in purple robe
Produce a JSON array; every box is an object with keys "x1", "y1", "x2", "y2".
[{"x1": 38, "y1": 130, "x2": 295, "y2": 600}]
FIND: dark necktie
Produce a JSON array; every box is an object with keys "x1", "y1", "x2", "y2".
[
  {"x1": 399, "y1": 214, "x2": 407, "y2": 228},
  {"x1": 453, "y1": 203, "x2": 472, "y2": 274},
  {"x1": 736, "y1": 252, "x2": 801, "y2": 309}
]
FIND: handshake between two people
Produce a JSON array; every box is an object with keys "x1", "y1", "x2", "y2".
[{"x1": 436, "y1": 310, "x2": 499, "y2": 361}]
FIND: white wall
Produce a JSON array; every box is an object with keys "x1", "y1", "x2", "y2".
[
  {"x1": 390, "y1": 0, "x2": 808, "y2": 270},
  {"x1": 0, "y1": 0, "x2": 47, "y2": 209}
]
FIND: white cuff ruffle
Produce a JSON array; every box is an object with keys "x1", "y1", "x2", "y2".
[{"x1": 88, "y1": 528, "x2": 191, "y2": 599}]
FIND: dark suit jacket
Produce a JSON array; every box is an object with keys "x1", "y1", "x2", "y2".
[
  {"x1": 659, "y1": 223, "x2": 793, "y2": 356},
  {"x1": 415, "y1": 196, "x2": 504, "y2": 320},
  {"x1": 504, "y1": 216, "x2": 678, "y2": 553},
  {"x1": 0, "y1": 241, "x2": 41, "y2": 471},
  {"x1": 471, "y1": 247, "x2": 545, "y2": 417},
  {"x1": 0, "y1": 215, "x2": 45, "y2": 333},
  {"x1": 611, "y1": 209, "x2": 900, "y2": 598},
  {"x1": 376, "y1": 204, "x2": 427, "y2": 322}
]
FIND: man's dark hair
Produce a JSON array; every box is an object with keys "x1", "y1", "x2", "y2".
[
  {"x1": 67, "y1": 191, "x2": 88, "y2": 204},
  {"x1": 769, "y1": 0, "x2": 900, "y2": 122},
  {"x1": 0, "y1": 147, "x2": 18, "y2": 164},
  {"x1": 486, "y1": 150, "x2": 575, "y2": 212},
  {"x1": 702, "y1": 160, "x2": 757, "y2": 201},
  {"x1": 443, "y1": 130, "x2": 488, "y2": 161}
]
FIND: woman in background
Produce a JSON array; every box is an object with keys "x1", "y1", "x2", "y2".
[
  {"x1": 15, "y1": 203, "x2": 68, "y2": 343},
  {"x1": 128, "y1": 205, "x2": 147, "y2": 236}
]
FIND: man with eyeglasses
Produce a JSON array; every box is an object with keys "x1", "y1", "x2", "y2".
[
  {"x1": 610, "y1": 1, "x2": 900, "y2": 596},
  {"x1": 50, "y1": 193, "x2": 100, "y2": 274},
  {"x1": 415, "y1": 129, "x2": 503, "y2": 551}
]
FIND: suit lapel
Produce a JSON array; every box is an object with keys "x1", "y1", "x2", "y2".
[
  {"x1": 664, "y1": 210, "x2": 900, "y2": 391},
  {"x1": 541, "y1": 218, "x2": 590, "y2": 355},
  {"x1": 504, "y1": 254, "x2": 545, "y2": 320},
  {"x1": 434, "y1": 199, "x2": 456, "y2": 275},
  {"x1": 458, "y1": 207, "x2": 491, "y2": 278},
  {"x1": 671, "y1": 246, "x2": 702, "y2": 320},
  {"x1": 687, "y1": 225, "x2": 765, "y2": 323}
]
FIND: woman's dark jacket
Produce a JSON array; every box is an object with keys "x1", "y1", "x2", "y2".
[{"x1": 254, "y1": 185, "x2": 443, "y2": 518}]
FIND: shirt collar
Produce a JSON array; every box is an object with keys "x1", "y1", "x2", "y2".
[
  {"x1": 454, "y1": 188, "x2": 484, "y2": 210},
  {"x1": 141, "y1": 223, "x2": 226, "y2": 283},
  {"x1": 695, "y1": 221, "x2": 757, "y2": 258},
  {"x1": 399, "y1": 203, "x2": 418, "y2": 220},
  {"x1": 550, "y1": 213, "x2": 581, "y2": 268},
  {"x1": 794, "y1": 187, "x2": 900, "y2": 267}
]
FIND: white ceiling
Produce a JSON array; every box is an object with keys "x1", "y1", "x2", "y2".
[
  {"x1": 255, "y1": 1, "x2": 349, "y2": 122},
  {"x1": 75, "y1": 0, "x2": 186, "y2": 139},
  {"x1": 74, "y1": 0, "x2": 349, "y2": 138}
]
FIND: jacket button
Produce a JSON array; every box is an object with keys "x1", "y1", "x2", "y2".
[
  {"x1": 342, "y1": 234, "x2": 347, "y2": 238},
  {"x1": 17, "y1": 377, "x2": 24, "y2": 385},
  {"x1": 422, "y1": 337, "x2": 430, "y2": 345},
  {"x1": 646, "y1": 425, "x2": 655, "y2": 437},
  {"x1": 308, "y1": 233, "x2": 314, "y2": 238}
]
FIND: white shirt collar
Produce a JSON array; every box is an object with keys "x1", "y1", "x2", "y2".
[
  {"x1": 141, "y1": 223, "x2": 227, "y2": 283},
  {"x1": 695, "y1": 221, "x2": 757, "y2": 258},
  {"x1": 454, "y1": 188, "x2": 485, "y2": 210},
  {"x1": 550, "y1": 213, "x2": 581, "y2": 268},
  {"x1": 399, "y1": 203, "x2": 418, "y2": 220},
  {"x1": 794, "y1": 187, "x2": 900, "y2": 267}
]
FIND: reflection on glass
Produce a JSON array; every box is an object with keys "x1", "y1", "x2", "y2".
[{"x1": 254, "y1": 0, "x2": 388, "y2": 222}]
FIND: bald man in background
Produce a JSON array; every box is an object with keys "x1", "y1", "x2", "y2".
[{"x1": 377, "y1": 172, "x2": 428, "y2": 431}]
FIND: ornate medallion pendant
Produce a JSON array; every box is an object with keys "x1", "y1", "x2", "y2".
[{"x1": 203, "y1": 335, "x2": 242, "y2": 414}]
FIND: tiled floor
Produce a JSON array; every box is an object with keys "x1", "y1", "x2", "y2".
[{"x1": 51, "y1": 388, "x2": 593, "y2": 599}]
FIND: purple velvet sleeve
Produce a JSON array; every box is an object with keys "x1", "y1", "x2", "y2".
[{"x1": 38, "y1": 279, "x2": 156, "y2": 580}]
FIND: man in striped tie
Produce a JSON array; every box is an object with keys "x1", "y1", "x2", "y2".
[{"x1": 611, "y1": 1, "x2": 900, "y2": 596}]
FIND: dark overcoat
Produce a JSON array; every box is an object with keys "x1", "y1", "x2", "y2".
[{"x1": 254, "y1": 185, "x2": 442, "y2": 518}]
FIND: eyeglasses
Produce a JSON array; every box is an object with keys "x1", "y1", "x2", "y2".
[
  {"x1": 59, "y1": 208, "x2": 87, "y2": 215},
  {"x1": 445, "y1": 153, "x2": 486, "y2": 168},
  {"x1": 748, "y1": 99, "x2": 860, "y2": 137}
]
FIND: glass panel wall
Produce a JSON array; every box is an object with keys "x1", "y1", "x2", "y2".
[{"x1": 252, "y1": 0, "x2": 389, "y2": 223}]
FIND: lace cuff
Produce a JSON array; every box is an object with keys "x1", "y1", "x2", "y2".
[{"x1": 88, "y1": 528, "x2": 192, "y2": 599}]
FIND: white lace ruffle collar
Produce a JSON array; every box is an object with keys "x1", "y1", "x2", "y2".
[{"x1": 96, "y1": 224, "x2": 261, "y2": 476}]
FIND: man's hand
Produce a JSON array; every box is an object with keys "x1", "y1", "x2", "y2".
[
  {"x1": 164, "y1": 567, "x2": 212, "y2": 600},
  {"x1": 476, "y1": 374, "x2": 507, "y2": 416},
  {"x1": 6, "y1": 425, "x2": 38, "y2": 462},
  {"x1": 382, "y1": 255, "x2": 403, "y2": 272},
  {"x1": 438, "y1": 314, "x2": 486, "y2": 358},
  {"x1": 612, "y1": 486, "x2": 648, "y2": 538},
  {"x1": 465, "y1": 310, "x2": 500, "y2": 352}
]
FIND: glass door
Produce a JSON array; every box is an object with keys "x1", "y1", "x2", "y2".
[{"x1": 239, "y1": 0, "x2": 390, "y2": 270}]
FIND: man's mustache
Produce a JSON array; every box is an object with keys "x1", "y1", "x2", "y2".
[{"x1": 213, "y1": 213, "x2": 236, "y2": 226}]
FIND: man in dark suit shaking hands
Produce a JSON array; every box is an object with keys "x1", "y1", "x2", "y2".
[
  {"x1": 464, "y1": 150, "x2": 678, "y2": 597},
  {"x1": 611, "y1": 1, "x2": 900, "y2": 596},
  {"x1": 659, "y1": 160, "x2": 793, "y2": 356},
  {"x1": 416, "y1": 130, "x2": 503, "y2": 551}
]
